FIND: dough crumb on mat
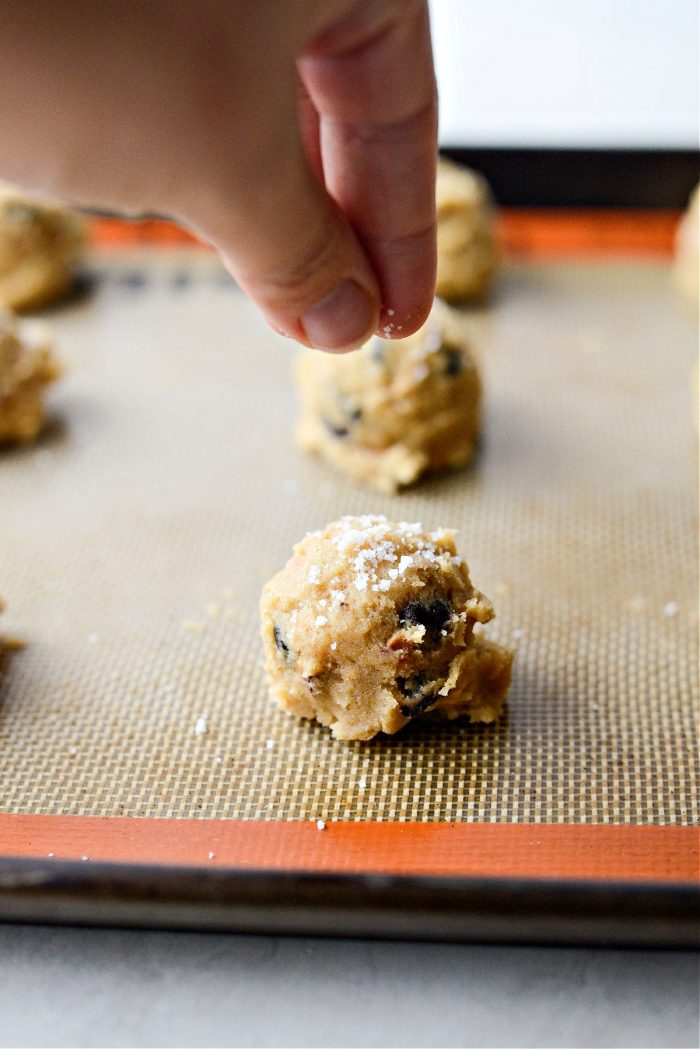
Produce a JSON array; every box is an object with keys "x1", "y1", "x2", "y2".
[
  {"x1": 0, "y1": 308, "x2": 60, "y2": 444},
  {"x1": 295, "y1": 299, "x2": 481, "y2": 493},
  {"x1": 436, "y1": 157, "x2": 499, "y2": 303},
  {"x1": 0, "y1": 182, "x2": 86, "y2": 311},
  {"x1": 260, "y1": 515, "x2": 513, "y2": 741}
]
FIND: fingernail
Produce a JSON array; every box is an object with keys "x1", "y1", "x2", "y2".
[{"x1": 301, "y1": 280, "x2": 376, "y2": 351}]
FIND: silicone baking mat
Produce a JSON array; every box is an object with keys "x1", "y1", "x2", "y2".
[{"x1": 0, "y1": 215, "x2": 697, "y2": 894}]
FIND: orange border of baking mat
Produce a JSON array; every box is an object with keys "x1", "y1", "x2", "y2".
[
  {"x1": 89, "y1": 210, "x2": 681, "y2": 257},
  {"x1": 5, "y1": 211, "x2": 693, "y2": 888},
  {"x1": 1, "y1": 817, "x2": 697, "y2": 885}
]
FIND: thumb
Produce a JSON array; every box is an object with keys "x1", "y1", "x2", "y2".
[{"x1": 192, "y1": 130, "x2": 381, "y2": 353}]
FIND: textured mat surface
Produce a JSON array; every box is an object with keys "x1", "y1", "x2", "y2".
[{"x1": 0, "y1": 253, "x2": 697, "y2": 823}]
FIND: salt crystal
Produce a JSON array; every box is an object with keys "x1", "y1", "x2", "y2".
[
  {"x1": 265, "y1": 739, "x2": 275, "y2": 750},
  {"x1": 208, "y1": 851, "x2": 215, "y2": 859},
  {"x1": 316, "y1": 819, "x2": 326, "y2": 831},
  {"x1": 315, "y1": 615, "x2": 328, "y2": 627},
  {"x1": 194, "y1": 715, "x2": 208, "y2": 736},
  {"x1": 358, "y1": 778, "x2": 367, "y2": 790},
  {"x1": 330, "y1": 642, "x2": 337, "y2": 651},
  {"x1": 308, "y1": 565, "x2": 321, "y2": 584},
  {"x1": 663, "y1": 601, "x2": 679, "y2": 617},
  {"x1": 87, "y1": 633, "x2": 99, "y2": 644},
  {"x1": 397, "y1": 555, "x2": 414, "y2": 576}
]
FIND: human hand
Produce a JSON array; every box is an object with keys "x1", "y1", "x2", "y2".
[{"x1": 0, "y1": 0, "x2": 437, "y2": 351}]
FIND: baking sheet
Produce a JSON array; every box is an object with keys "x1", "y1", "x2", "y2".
[{"x1": 0, "y1": 251, "x2": 697, "y2": 826}]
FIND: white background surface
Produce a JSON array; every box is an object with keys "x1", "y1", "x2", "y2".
[
  {"x1": 0, "y1": 925, "x2": 698, "y2": 1048},
  {"x1": 431, "y1": 0, "x2": 699, "y2": 147}
]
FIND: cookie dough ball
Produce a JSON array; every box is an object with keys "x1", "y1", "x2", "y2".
[
  {"x1": 0, "y1": 309, "x2": 60, "y2": 444},
  {"x1": 674, "y1": 184, "x2": 699, "y2": 307},
  {"x1": 0, "y1": 596, "x2": 24, "y2": 655},
  {"x1": 436, "y1": 158, "x2": 499, "y2": 303},
  {"x1": 260, "y1": 515, "x2": 513, "y2": 741},
  {"x1": 0, "y1": 183, "x2": 86, "y2": 311},
  {"x1": 295, "y1": 300, "x2": 481, "y2": 493}
]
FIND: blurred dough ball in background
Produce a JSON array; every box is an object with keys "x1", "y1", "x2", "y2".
[
  {"x1": 0, "y1": 183, "x2": 86, "y2": 311},
  {"x1": 295, "y1": 299, "x2": 481, "y2": 494},
  {"x1": 673, "y1": 183, "x2": 699, "y2": 308},
  {"x1": 435, "y1": 157, "x2": 499, "y2": 303},
  {"x1": 0, "y1": 308, "x2": 60, "y2": 444}
]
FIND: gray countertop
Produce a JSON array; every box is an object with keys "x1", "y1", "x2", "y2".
[{"x1": 0, "y1": 925, "x2": 697, "y2": 1048}]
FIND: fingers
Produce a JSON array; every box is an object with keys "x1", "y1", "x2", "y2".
[
  {"x1": 299, "y1": 0, "x2": 438, "y2": 340},
  {"x1": 297, "y1": 76, "x2": 324, "y2": 185},
  {"x1": 197, "y1": 102, "x2": 382, "y2": 352}
]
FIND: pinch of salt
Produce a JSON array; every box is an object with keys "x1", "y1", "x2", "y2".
[
  {"x1": 315, "y1": 615, "x2": 328, "y2": 627},
  {"x1": 194, "y1": 715, "x2": 208, "y2": 736}
]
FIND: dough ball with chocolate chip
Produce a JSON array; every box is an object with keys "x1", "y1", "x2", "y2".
[
  {"x1": 295, "y1": 299, "x2": 481, "y2": 493},
  {"x1": 0, "y1": 309, "x2": 60, "y2": 443},
  {"x1": 260, "y1": 515, "x2": 513, "y2": 741},
  {"x1": 436, "y1": 158, "x2": 499, "y2": 303},
  {"x1": 0, "y1": 183, "x2": 85, "y2": 311},
  {"x1": 673, "y1": 183, "x2": 699, "y2": 307}
]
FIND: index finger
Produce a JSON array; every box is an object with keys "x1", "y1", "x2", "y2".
[{"x1": 298, "y1": 0, "x2": 438, "y2": 339}]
